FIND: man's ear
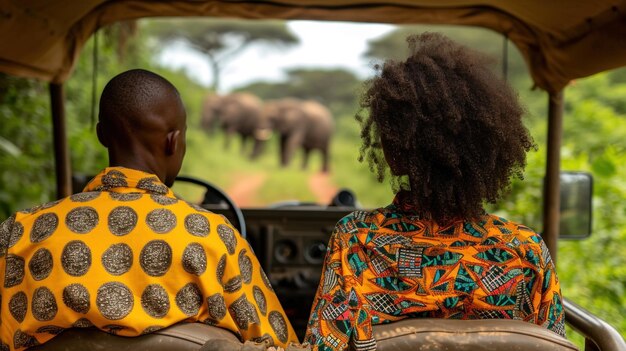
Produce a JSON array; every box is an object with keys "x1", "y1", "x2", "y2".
[
  {"x1": 165, "y1": 130, "x2": 181, "y2": 156},
  {"x1": 96, "y1": 122, "x2": 109, "y2": 148}
]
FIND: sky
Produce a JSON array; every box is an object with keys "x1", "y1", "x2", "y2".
[{"x1": 159, "y1": 20, "x2": 395, "y2": 93}]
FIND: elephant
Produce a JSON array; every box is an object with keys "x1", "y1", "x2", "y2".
[
  {"x1": 200, "y1": 92, "x2": 270, "y2": 158},
  {"x1": 262, "y1": 98, "x2": 334, "y2": 172}
]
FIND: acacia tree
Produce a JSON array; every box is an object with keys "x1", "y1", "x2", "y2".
[
  {"x1": 364, "y1": 25, "x2": 529, "y2": 84},
  {"x1": 147, "y1": 18, "x2": 299, "y2": 91}
]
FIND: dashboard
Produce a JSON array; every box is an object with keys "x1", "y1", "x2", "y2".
[{"x1": 207, "y1": 206, "x2": 354, "y2": 338}]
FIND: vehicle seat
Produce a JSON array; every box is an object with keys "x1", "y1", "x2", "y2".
[
  {"x1": 366, "y1": 318, "x2": 579, "y2": 351},
  {"x1": 27, "y1": 322, "x2": 243, "y2": 351}
]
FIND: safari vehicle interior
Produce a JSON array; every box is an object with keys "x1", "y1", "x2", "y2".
[{"x1": 1, "y1": 1, "x2": 626, "y2": 351}]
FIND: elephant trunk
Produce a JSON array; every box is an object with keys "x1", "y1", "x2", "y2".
[{"x1": 250, "y1": 128, "x2": 271, "y2": 159}]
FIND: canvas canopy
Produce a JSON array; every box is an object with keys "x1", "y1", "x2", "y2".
[{"x1": 1, "y1": 1, "x2": 626, "y2": 93}]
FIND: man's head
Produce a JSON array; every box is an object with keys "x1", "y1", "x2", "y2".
[{"x1": 97, "y1": 69, "x2": 187, "y2": 187}]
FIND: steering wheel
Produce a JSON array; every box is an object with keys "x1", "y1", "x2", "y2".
[{"x1": 175, "y1": 176, "x2": 246, "y2": 239}]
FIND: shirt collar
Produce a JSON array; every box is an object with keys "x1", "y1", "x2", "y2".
[
  {"x1": 84, "y1": 167, "x2": 176, "y2": 197},
  {"x1": 391, "y1": 190, "x2": 416, "y2": 213}
]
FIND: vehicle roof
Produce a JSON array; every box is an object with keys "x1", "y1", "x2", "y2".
[{"x1": 0, "y1": 1, "x2": 625, "y2": 92}]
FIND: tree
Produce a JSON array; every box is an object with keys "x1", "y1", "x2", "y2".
[
  {"x1": 364, "y1": 25, "x2": 530, "y2": 85},
  {"x1": 146, "y1": 18, "x2": 299, "y2": 91}
]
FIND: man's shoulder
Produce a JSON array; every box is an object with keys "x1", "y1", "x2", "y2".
[
  {"x1": 8, "y1": 197, "x2": 70, "y2": 224},
  {"x1": 175, "y1": 201, "x2": 231, "y2": 221}
]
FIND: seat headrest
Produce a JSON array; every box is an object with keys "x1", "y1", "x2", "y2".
[
  {"x1": 366, "y1": 319, "x2": 579, "y2": 351},
  {"x1": 27, "y1": 323, "x2": 241, "y2": 351}
]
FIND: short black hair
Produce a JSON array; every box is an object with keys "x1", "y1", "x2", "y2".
[
  {"x1": 357, "y1": 32, "x2": 535, "y2": 224},
  {"x1": 99, "y1": 69, "x2": 179, "y2": 128}
]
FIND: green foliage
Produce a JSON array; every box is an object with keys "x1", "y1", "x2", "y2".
[
  {"x1": 364, "y1": 25, "x2": 531, "y2": 84},
  {"x1": 64, "y1": 23, "x2": 158, "y2": 178},
  {"x1": 556, "y1": 72, "x2": 626, "y2": 340},
  {"x1": 0, "y1": 21, "x2": 163, "y2": 217},
  {"x1": 145, "y1": 18, "x2": 299, "y2": 90},
  {"x1": 484, "y1": 69, "x2": 626, "y2": 343},
  {"x1": 0, "y1": 75, "x2": 54, "y2": 217}
]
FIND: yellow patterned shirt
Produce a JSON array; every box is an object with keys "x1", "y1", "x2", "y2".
[
  {"x1": 305, "y1": 191, "x2": 565, "y2": 351},
  {"x1": 0, "y1": 167, "x2": 297, "y2": 350}
]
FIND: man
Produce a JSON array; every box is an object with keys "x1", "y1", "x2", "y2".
[{"x1": 0, "y1": 69, "x2": 297, "y2": 350}]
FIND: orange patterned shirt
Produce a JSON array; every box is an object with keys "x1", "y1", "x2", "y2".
[
  {"x1": 0, "y1": 167, "x2": 297, "y2": 350},
  {"x1": 305, "y1": 191, "x2": 565, "y2": 351}
]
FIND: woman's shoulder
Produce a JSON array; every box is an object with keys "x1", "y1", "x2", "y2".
[
  {"x1": 334, "y1": 209, "x2": 377, "y2": 233},
  {"x1": 481, "y1": 213, "x2": 545, "y2": 245}
]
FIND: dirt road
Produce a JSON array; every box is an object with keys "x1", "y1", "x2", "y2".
[
  {"x1": 308, "y1": 172, "x2": 339, "y2": 205},
  {"x1": 226, "y1": 173, "x2": 267, "y2": 207},
  {"x1": 226, "y1": 171, "x2": 338, "y2": 206}
]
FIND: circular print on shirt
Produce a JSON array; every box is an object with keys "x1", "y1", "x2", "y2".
[
  {"x1": 206, "y1": 293, "x2": 227, "y2": 321},
  {"x1": 238, "y1": 249, "x2": 253, "y2": 284},
  {"x1": 269, "y1": 311, "x2": 289, "y2": 343},
  {"x1": 146, "y1": 209, "x2": 176, "y2": 234},
  {"x1": 182, "y1": 243, "x2": 207, "y2": 275},
  {"x1": 217, "y1": 224, "x2": 237, "y2": 255},
  {"x1": 101, "y1": 170, "x2": 128, "y2": 188},
  {"x1": 137, "y1": 177, "x2": 168, "y2": 195},
  {"x1": 72, "y1": 318, "x2": 94, "y2": 328},
  {"x1": 253, "y1": 286, "x2": 267, "y2": 316},
  {"x1": 32, "y1": 287, "x2": 58, "y2": 321},
  {"x1": 0, "y1": 215, "x2": 15, "y2": 250},
  {"x1": 109, "y1": 192, "x2": 142, "y2": 202},
  {"x1": 4, "y1": 254, "x2": 25, "y2": 288},
  {"x1": 139, "y1": 240, "x2": 172, "y2": 276},
  {"x1": 9, "y1": 291, "x2": 28, "y2": 323},
  {"x1": 141, "y1": 284, "x2": 170, "y2": 318},
  {"x1": 61, "y1": 240, "x2": 92, "y2": 276},
  {"x1": 101, "y1": 243, "x2": 133, "y2": 276},
  {"x1": 260, "y1": 269, "x2": 274, "y2": 292},
  {"x1": 216, "y1": 254, "x2": 227, "y2": 286},
  {"x1": 13, "y1": 330, "x2": 39, "y2": 349},
  {"x1": 28, "y1": 248, "x2": 53, "y2": 281},
  {"x1": 141, "y1": 326, "x2": 164, "y2": 334},
  {"x1": 228, "y1": 294, "x2": 260, "y2": 331},
  {"x1": 30, "y1": 213, "x2": 59, "y2": 243},
  {"x1": 96, "y1": 282, "x2": 134, "y2": 320},
  {"x1": 150, "y1": 194, "x2": 178, "y2": 206},
  {"x1": 184, "y1": 214, "x2": 210, "y2": 237},
  {"x1": 69, "y1": 192, "x2": 101, "y2": 203},
  {"x1": 107, "y1": 206, "x2": 138, "y2": 236},
  {"x1": 224, "y1": 275, "x2": 242, "y2": 293},
  {"x1": 8, "y1": 220, "x2": 23, "y2": 249},
  {"x1": 40, "y1": 199, "x2": 62, "y2": 210},
  {"x1": 62, "y1": 283, "x2": 90, "y2": 314},
  {"x1": 175, "y1": 283, "x2": 203, "y2": 316},
  {"x1": 65, "y1": 207, "x2": 99, "y2": 234}
]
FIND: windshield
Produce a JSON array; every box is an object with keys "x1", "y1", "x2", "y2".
[{"x1": 111, "y1": 19, "x2": 543, "y2": 211}]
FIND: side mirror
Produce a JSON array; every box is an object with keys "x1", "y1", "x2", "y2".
[{"x1": 559, "y1": 171, "x2": 593, "y2": 239}]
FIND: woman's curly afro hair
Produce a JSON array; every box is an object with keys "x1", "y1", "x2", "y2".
[{"x1": 357, "y1": 32, "x2": 535, "y2": 224}]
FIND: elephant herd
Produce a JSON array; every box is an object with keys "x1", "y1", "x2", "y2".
[{"x1": 201, "y1": 93, "x2": 334, "y2": 172}]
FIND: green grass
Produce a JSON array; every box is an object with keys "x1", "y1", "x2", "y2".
[{"x1": 174, "y1": 115, "x2": 394, "y2": 208}]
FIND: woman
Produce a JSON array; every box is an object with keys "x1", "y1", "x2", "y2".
[{"x1": 305, "y1": 33, "x2": 565, "y2": 351}]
